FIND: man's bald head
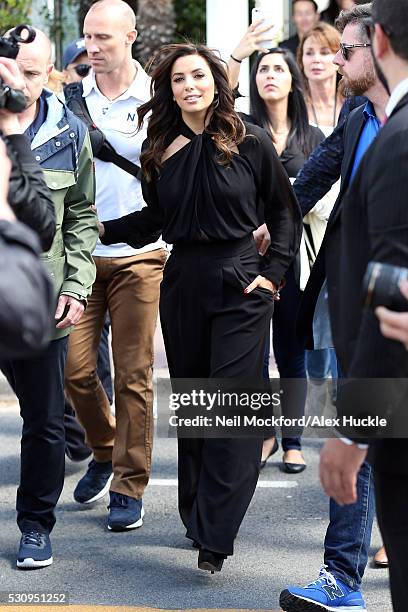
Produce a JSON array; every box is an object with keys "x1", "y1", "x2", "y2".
[
  {"x1": 84, "y1": 0, "x2": 138, "y2": 75},
  {"x1": 86, "y1": 0, "x2": 136, "y2": 31},
  {"x1": 6, "y1": 27, "x2": 53, "y2": 65},
  {"x1": 12, "y1": 27, "x2": 53, "y2": 109}
]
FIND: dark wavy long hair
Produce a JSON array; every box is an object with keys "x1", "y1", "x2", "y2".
[
  {"x1": 249, "y1": 47, "x2": 315, "y2": 157},
  {"x1": 138, "y1": 43, "x2": 246, "y2": 181}
]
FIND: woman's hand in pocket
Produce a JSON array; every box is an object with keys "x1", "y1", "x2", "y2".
[{"x1": 244, "y1": 275, "x2": 280, "y2": 300}]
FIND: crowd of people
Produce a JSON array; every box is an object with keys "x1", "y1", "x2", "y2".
[{"x1": 0, "y1": 0, "x2": 408, "y2": 611}]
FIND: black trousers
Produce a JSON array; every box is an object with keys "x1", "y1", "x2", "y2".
[
  {"x1": 1, "y1": 337, "x2": 68, "y2": 533},
  {"x1": 373, "y1": 439, "x2": 408, "y2": 612},
  {"x1": 160, "y1": 236, "x2": 273, "y2": 556}
]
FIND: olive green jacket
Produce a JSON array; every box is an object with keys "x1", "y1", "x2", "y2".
[{"x1": 31, "y1": 91, "x2": 98, "y2": 340}]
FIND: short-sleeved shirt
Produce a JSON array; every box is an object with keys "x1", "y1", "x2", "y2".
[{"x1": 83, "y1": 60, "x2": 165, "y2": 257}]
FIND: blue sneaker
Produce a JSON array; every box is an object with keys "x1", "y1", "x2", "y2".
[
  {"x1": 17, "y1": 527, "x2": 53, "y2": 569},
  {"x1": 279, "y1": 566, "x2": 366, "y2": 611},
  {"x1": 107, "y1": 492, "x2": 144, "y2": 531},
  {"x1": 73, "y1": 459, "x2": 113, "y2": 504}
]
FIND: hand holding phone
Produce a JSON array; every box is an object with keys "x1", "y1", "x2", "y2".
[{"x1": 252, "y1": 7, "x2": 278, "y2": 49}]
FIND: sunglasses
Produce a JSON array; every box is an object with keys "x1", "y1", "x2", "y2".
[
  {"x1": 74, "y1": 63, "x2": 91, "y2": 77},
  {"x1": 340, "y1": 42, "x2": 372, "y2": 62}
]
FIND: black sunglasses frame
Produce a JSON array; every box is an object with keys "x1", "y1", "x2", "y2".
[
  {"x1": 340, "y1": 42, "x2": 372, "y2": 62},
  {"x1": 74, "y1": 63, "x2": 91, "y2": 77}
]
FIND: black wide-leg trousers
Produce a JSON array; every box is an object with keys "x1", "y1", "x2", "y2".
[{"x1": 160, "y1": 236, "x2": 274, "y2": 556}]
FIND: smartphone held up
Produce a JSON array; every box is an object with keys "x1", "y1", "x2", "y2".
[{"x1": 251, "y1": 6, "x2": 279, "y2": 49}]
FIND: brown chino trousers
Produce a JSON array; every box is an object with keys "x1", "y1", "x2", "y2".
[{"x1": 65, "y1": 249, "x2": 166, "y2": 499}]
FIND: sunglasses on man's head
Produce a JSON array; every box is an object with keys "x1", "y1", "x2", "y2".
[
  {"x1": 74, "y1": 64, "x2": 91, "y2": 77},
  {"x1": 340, "y1": 42, "x2": 372, "y2": 62}
]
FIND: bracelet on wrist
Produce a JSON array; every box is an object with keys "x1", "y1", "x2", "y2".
[{"x1": 230, "y1": 54, "x2": 242, "y2": 64}]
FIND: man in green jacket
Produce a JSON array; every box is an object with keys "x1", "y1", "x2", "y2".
[{"x1": 0, "y1": 28, "x2": 98, "y2": 569}]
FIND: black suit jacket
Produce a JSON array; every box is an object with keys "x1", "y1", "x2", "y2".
[
  {"x1": 304, "y1": 95, "x2": 408, "y2": 438},
  {"x1": 279, "y1": 34, "x2": 299, "y2": 57},
  {"x1": 336, "y1": 94, "x2": 408, "y2": 375},
  {"x1": 297, "y1": 103, "x2": 367, "y2": 356}
]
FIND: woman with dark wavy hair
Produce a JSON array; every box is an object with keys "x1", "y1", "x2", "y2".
[{"x1": 99, "y1": 43, "x2": 302, "y2": 573}]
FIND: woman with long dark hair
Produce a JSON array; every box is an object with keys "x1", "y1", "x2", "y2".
[
  {"x1": 98, "y1": 43, "x2": 302, "y2": 573},
  {"x1": 229, "y1": 44, "x2": 325, "y2": 472}
]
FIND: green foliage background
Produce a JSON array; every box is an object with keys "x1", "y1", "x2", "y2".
[
  {"x1": 0, "y1": 0, "x2": 31, "y2": 30},
  {"x1": 173, "y1": 0, "x2": 256, "y2": 44},
  {"x1": 173, "y1": 0, "x2": 206, "y2": 43},
  {"x1": 0, "y1": 0, "x2": 258, "y2": 48}
]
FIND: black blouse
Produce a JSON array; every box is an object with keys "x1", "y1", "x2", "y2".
[
  {"x1": 102, "y1": 120, "x2": 302, "y2": 285},
  {"x1": 240, "y1": 113, "x2": 325, "y2": 178}
]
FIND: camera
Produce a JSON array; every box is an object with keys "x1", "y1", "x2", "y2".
[
  {"x1": 0, "y1": 25, "x2": 36, "y2": 113},
  {"x1": 363, "y1": 261, "x2": 408, "y2": 311}
]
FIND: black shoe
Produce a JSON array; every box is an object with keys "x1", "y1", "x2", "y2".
[
  {"x1": 107, "y1": 492, "x2": 144, "y2": 531},
  {"x1": 17, "y1": 527, "x2": 52, "y2": 569},
  {"x1": 198, "y1": 549, "x2": 225, "y2": 574},
  {"x1": 73, "y1": 459, "x2": 113, "y2": 504},
  {"x1": 283, "y1": 461, "x2": 307, "y2": 474},
  {"x1": 282, "y1": 451, "x2": 307, "y2": 474},
  {"x1": 260, "y1": 438, "x2": 279, "y2": 469}
]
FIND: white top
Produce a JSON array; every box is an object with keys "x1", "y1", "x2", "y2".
[
  {"x1": 298, "y1": 122, "x2": 339, "y2": 290},
  {"x1": 385, "y1": 76, "x2": 408, "y2": 118},
  {"x1": 309, "y1": 122, "x2": 335, "y2": 138},
  {"x1": 83, "y1": 61, "x2": 165, "y2": 257}
]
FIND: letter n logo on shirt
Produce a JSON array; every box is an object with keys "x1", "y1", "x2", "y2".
[{"x1": 127, "y1": 113, "x2": 136, "y2": 121}]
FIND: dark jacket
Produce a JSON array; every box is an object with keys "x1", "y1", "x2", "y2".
[
  {"x1": 28, "y1": 90, "x2": 98, "y2": 341},
  {"x1": 4, "y1": 133, "x2": 56, "y2": 252},
  {"x1": 332, "y1": 93, "x2": 408, "y2": 436},
  {"x1": 279, "y1": 34, "x2": 299, "y2": 57},
  {"x1": 0, "y1": 220, "x2": 53, "y2": 359},
  {"x1": 294, "y1": 96, "x2": 367, "y2": 216}
]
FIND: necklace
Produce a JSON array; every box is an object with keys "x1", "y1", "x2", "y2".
[
  {"x1": 310, "y1": 90, "x2": 338, "y2": 130},
  {"x1": 269, "y1": 120, "x2": 290, "y2": 136},
  {"x1": 105, "y1": 87, "x2": 130, "y2": 102},
  {"x1": 98, "y1": 66, "x2": 138, "y2": 102}
]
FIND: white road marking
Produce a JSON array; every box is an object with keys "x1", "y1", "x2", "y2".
[{"x1": 149, "y1": 478, "x2": 298, "y2": 488}]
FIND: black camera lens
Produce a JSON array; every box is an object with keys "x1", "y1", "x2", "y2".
[
  {"x1": 74, "y1": 64, "x2": 91, "y2": 78},
  {"x1": 363, "y1": 262, "x2": 408, "y2": 311}
]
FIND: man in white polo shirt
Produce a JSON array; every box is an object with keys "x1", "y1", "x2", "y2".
[{"x1": 65, "y1": 0, "x2": 167, "y2": 531}]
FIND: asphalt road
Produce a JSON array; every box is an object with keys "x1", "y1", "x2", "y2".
[{"x1": 0, "y1": 377, "x2": 392, "y2": 611}]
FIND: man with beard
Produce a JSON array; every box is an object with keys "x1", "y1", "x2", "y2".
[{"x1": 280, "y1": 4, "x2": 390, "y2": 612}]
